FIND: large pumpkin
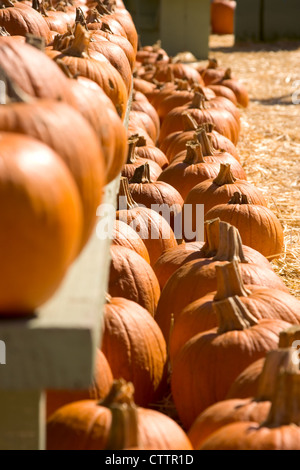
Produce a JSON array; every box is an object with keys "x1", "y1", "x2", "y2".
[
  {"x1": 101, "y1": 296, "x2": 167, "y2": 406},
  {"x1": 47, "y1": 380, "x2": 193, "y2": 450},
  {"x1": 0, "y1": 132, "x2": 82, "y2": 314},
  {"x1": 171, "y1": 296, "x2": 291, "y2": 428},
  {"x1": 108, "y1": 245, "x2": 160, "y2": 316}
]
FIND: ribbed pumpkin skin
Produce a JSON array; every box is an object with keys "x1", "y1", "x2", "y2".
[
  {"x1": 226, "y1": 358, "x2": 265, "y2": 399},
  {"x1": 0, "y1": 133, "x2": 82, "y2": 314},
  {"x1": 102, "y1": 297, "x2": 167, "y2": 406},
  {"x1": 67, "y1": 77, "x2": 127, "y2": 184},
  {"x1": 153, "y1": 242, "x2": 273, "y2": 290},
  {"x1": 91, "y1": 30, "x2": 135, "y2": 70},
  {"x1": 0, "y1": 100, "x2": 105, "y2": 249},
  {"x1": 108, "y1": 246, "x2": 160, "y2": 316},
  {"x1": 0, "y1": 38, "x2": 76, "y2": 104},
  {"x1": 200, "y1": 421, "x2": 300, "y2": 450},
  {"x1": 184, "y1": 177, "x2": 267, "y2": 216},
  {"x1": 135, "y1": 145, "x2": 168, "y2": 169},
  {"x1": 204, "y1": 203, "x2": 284, "y2": 259},
  {"x1": 111, "y1": 220, "x2": 150, "y2": 264},
  {"x1": 171, "y1": 318, "x2": 291, "y2": 429},
  {"x1": 189, "y1": 398, "x2": 270, "y2": 450},
  {"x1": 0, "y1": 3, "x2": 52, "y2": 43},
  {"x1": 116, "y1": 207, "x2": 177, "y2": 266},
  {"x1": 170, "y1": 286, "x2": 300, "y2": 361},
  {"x1": 46, "y1": 350, "x2": 113, "y2": 419},
  {"x1": 156, "y1": 260, "x2": 289, "y2": 341},
  {"x1": 208, "y1": 84, "x2": 238, "y2": 105},
  {"x1": 113, "y1": 7, "x2": 138, "y2": 54},
  {"x1": 47, "y1": 400, "x2": 193, "y2": 450}
]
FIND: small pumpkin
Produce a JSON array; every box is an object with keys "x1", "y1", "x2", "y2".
[
  {"x1": 133, "y1": 134, "x2": 168, "y2": 169},
  {"x1": 131, "y1": 90, "x2": 160, "y2": 139},
  {"x1": 47, "y1": 379, "x2": 193, "y2": 450},
  {"x1": 108, "y1": 245, "x2": 160, "y2": 316},
  {"x1": 46, "y1": 349, "x2": 113, "y2": 418},
  {"x1": 116, "y1": 177, "x2": 177, "y2": 266},
  {"x1": 204, "y1": 192, "x2": 284, "y2": 259},
  {"x1": 102, "y1": 296, "x2": 167, "y2": 406},
  {"x1": 122, "y1": 136, "x2": 162, "y2": 182},
  {"x1": 211, "y1": 0, "x2": 236, "y2": 35},
  {"x1": 215, "y1": 68, "x2": 249, "y2": 108},
  {"x1": 171, "y1": 296, "x2": 291, "y2": 428},
  {"x1": 129, "y1": 162, "x2": 183, "y2": 232}
]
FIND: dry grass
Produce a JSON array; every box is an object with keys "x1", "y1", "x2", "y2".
[{"x1": 208, "y1": 35, "x2": 300, "y2": 298}]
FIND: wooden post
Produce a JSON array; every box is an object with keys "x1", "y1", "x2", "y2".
[
  {"x1": 160, "y1": 0, "x2": 210, "y2": 59},
  {"x1": 235, "y1": 0, "x2": 262, "y2": 42}
]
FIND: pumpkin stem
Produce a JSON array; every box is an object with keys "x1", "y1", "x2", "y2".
[
  {"x1": 279, "y1": 326, "x2": 300, "y2": 349},
  {"x1": 118, "y1": 177, "x2": 137, "y2": 210},
  {"x1": 191, "y1": 92, "x2": 205, "y2": 109},
  {"x1": 95, "y1": 0, "x2": 111, "y2": 15},
  {"x1": 0, "y1": 0, "x2": 14, "y2": 8},
  {"x1": 195, "y1": 129, "x2": 215, "y2": 156},
  {"x1": 126, "y1": 136, "x2": 139, "y2": 164},
  {"x1": 183, "y1": 141, "x2": 205, "y2": 165},
  {"x1": 100, "y1": 380, "x2": 139, "y2": 450},
  {"x1": 0, "y1": 26, "x2": 9, "y2": 36},
  {"x1": 182, "y1": 113, "x2": 198, "y2": 132},
  {"x1": 256, "y1": 349, "x2": 298, "y2": 402},
  {"x1": 55, "y1": 59, "x2": 75, "y2": 79},
  {"x1": 214, "y1": 296, "x2": 258, "y2": 335},
  {"x1": 0, "y1": 66, "x2": 30, "y2": 104},
  {"x1": 213, "y1": 222, "x2": 248, "y2": 263},
  {"x1": 228, "y1": 192, "x2": 251, "y2": 205},
  {"x1": 263, "y1": 371, "x2": 300, "y2": 427},
  {"x1": 135, "y1": 135, "x2": 147, "y2": 148},
  {"x1": 151, "y1": 39, "x2": 161, "y2": 52},
  {"x1": 130, "y1": 163, "x2": 151, "y2": 184},
  {"x1": 61, "y1": 23, "x2": 90, "y2": 57},
  {"x1": 176, "y1": 79, "x2": 189, "y2": 91},
  {"x1": 213, "y1": 163, "x2": 237, "y2": 186},
  {"x1": 207, "y1": 58, "x2": 218, "y2": 69},
  {"x1": 214, "y1": 260, "x2": 251, "y2": 301},
  {"x1": 223, "y1": 68, "x2": 232, "y2": 80},
  {"x1": 201, "y1": 218, "x2": 220, "y2": 257},
  {"x1": 75, "y1": 7, "x2": 88, "y2": 30}
]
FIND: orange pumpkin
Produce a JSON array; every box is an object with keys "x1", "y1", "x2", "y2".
[{"x1": 111, "y1": 220, "x2": 150, "y2": 264}]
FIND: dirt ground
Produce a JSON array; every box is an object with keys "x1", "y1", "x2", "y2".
[{"x1": 208, "y1": 34, "x2": 300, "y2": 298}]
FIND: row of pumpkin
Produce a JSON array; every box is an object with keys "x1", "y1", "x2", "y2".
[
  {"x1": 1, "y1": 0, "x2": 299, "y2": 451},
  {"x1": 49, "y1": 28, "x2": 300, "y2": 449}
]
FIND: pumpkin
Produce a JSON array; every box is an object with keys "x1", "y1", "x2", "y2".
[
  {"x1": 227, "y1": 325, "x2": 300, "y2": 399},
  {"x1": 171, "y1": 296, "x2": 291, "y2": 428},
  {"x1": 133, "y1": 77, "x2": 157, "y2": 96},
  {"x1": 0, "y1": 132, "x2": 82, "y2": 314},
  {"x1": 131, "y1": 91, "x2": 160, "y2": 139},
  {"x1": 0, "y1": 77, "x2": 105, "y2": 249},
  {"x1": 49, "y1": 23, "x2": 128, "y2": 118},
  {"x1": 153, "y1": 62, "x2": 204, "y2": 85},
  {"x1": 136, "y1": 41, "x2": 169, "y2": 65},
  {"x1": 108, "y1": 246, "x2": 160, "y2": 316},
  {"x1": 204, "y1": 192, "x2": 284, "y2": 259},
  {"x1": 211, "y1": 0, "x2": 236, "y2": 35},
  {"x1": 158, "y1": 92, "x2": 240, "y2": 146},
  {"x1": 116, "y1": 177, "x2": 177, "y2": 266},
  {"x1": 89, "y1": 26, "x2": 135, "y2": 69},
  {"x1": 0, "y1": 37, "x2": 76, "y2": 104},
  {"x1": 133, "y1": 134, "x2": 168, "y2": 169},
  {"x1": 111, "y1": 220, "x2": 150, "y2": 264},
  {"x1": 65, "y1": 73, "x2": 127, "y2": 184},
  {"x1": 183, "y1": 163, "x2": 267, "y2": 221},
  {"x1": 0, "y1": 1, "x2": 52, "y2": 42},
  {"x1": 46, "y1": 349, "x2": 113, "y2": 418},
  {"x1": 160, "y1": 115, "x2": 240, "y2": 163},
  {"x1": 216, "y1": 68, "x2": 249, "y2": 108},
  {"x1": 86, "y1": 6, "x2": 127, "y2": 38},
  {"x1": 189, "y1": 348, "x2": 296, "y2": 449},
  {"x1": 129, "y1": 162, "x2": 183, "y2": 232},
  {"x1": 32, "y1": 0, "x2": 72, "y2": 34},
  {"x1": 47, "y1": 379, "x2": 193, "y2": 450},
  {"x1": 170, "y1": 260, "x2": 300, "y2": 361},
  {"x1": 208, "y1": 84, "x2": 238, "y2": 105},
  {"x1": 112, "y1": 4, "x2": 138, "y2": 54},
  {"x1": 199, "y1": 58, "x2": 226, "y2": 86},
  {"x1": 102, "y1": 296, "x2": 167, "y2": 406},
  {"x1": 200, "y1": 372, "x2": 300, "y2": 450},
  {"x1": 158, "y1": 140, "x2": 245, "y2": 200},
  {"x1": 155, "y1": 221, "x2": 289, "y2": 340},
  {"x1": 122, "y1": 136, "x2": 162, "y2": 182},
  {"x1": 129, "y1": 109, "x2": 158, "y2": 143}
]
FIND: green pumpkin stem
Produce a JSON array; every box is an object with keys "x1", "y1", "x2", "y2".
[
  {"x1": 213, "y1": 163, "x2": 237, "y2": 186},
  {"x1": 214, "y1": 296, "x2": 258, "y2": 335},
  {"x1": 214, "y1": 260, "x2": 251, "y2": 301}
]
